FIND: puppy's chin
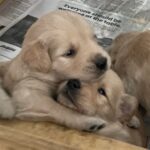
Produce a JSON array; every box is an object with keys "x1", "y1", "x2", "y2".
[
  {"x1": 57, "y1": 85, "x2": 84, "y2": 113},
  {"x1": 82, "y1": 71, "x2": 106, "y2": 82},
  {"x1": 83, "y1": 64, "x2": 110, "y2": 81},
  {"x1": 57, "y1": 94, "x2": 78, "y2": 111},
  {"x1": 53, "y1": 72, "x2": 105, "y2": 83}
]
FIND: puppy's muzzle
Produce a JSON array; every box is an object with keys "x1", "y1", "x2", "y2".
[
  {"x1": 94, "y1": 56, "x2": 107, "y2": 71},
  {"x1": 67, "y1": 79, "x2": 81, "y2": 91},
  {"x1": 64, "y1": 79, "x2": 81, "y2": 104}
]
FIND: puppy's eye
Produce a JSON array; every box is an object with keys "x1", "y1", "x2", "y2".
[
  {"x1": 64, "y1": 49, "x2": 76, "y2": 57},
  {"x1": 98, "y1": 88, "x2": 106, "y2": 96}
]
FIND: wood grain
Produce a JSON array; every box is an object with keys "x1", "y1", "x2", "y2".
[{"x1": 0, "y1": 119, "x2": 146, "y2": 150}]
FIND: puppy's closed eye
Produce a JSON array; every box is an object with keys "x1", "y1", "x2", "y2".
[
  {"x1": 98, "y1": 88, "x2": 107, "y2": 97},
  {"x1": 63, "y1": 48, "x2": 76, "y2": 57}
]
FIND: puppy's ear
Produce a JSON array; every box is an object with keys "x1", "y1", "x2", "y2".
[
  {"x1": 116, "y1": 94, "x2": 138, "y2": 123},
  {"x1": 22, "y1": 39, "x2": 51, "y2": 73}
]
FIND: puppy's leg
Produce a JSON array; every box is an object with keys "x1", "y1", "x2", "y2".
[
  {"x1": 13, "y1": 86, "x2": 106, "y2": 131},
  {"x1": 97, "y1": 122, "x2": 131, "y2": 143},
  {"x1": 127, "y1": 116, "x2": 140, "y2": 129},
  {"x1": 0, "y1": 85, "x2": 16, "y2": 119}
]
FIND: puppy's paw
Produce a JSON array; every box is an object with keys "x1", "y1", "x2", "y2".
[
  {"x1": 127, "y1": 116, "x2": 140, "y2": 129},
  {"x1": 0, "y1": 99, "x2": 16, "y2": 119},
  {"x1": 83, "y1": 117, "x2": 106, "y2": 132}
]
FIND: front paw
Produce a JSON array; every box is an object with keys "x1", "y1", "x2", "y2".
[
  {"x1": 83, "y1": 117, "x2": 106, "y2": 132},
  {"x1": 127, "y1": 116, "x2": 140, "y2": 129}
]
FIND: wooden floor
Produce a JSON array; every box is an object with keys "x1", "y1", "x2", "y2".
[{"x1": 0, "y1": 119, "x2": 146, "y2": 150}]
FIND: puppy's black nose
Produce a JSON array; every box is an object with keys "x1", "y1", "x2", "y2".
[
  {"x1": 67, "y1": 79, "x2": 81, "y2": 90},
  {"x1": 95, "y1": 57, "x2": 107, "y2": 70}
]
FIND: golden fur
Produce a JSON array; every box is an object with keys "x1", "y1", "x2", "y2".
[
  {"x1": 109, "y1": 31, "x2": 150, "y2": 117},
  {"x1": 0, "y1": 79, "x2": 15, "y2": 118},
  {"x1": 57, "y1": 70, "x2": 144, "y2": 146},
  {"x1": 0, "y1": 11, "x2": 111, "y2": 131}
]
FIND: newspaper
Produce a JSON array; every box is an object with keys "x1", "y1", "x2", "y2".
[
  {"x1": 0, "y1": 0, "x2": 42, "y2": 61},
  {"x1": 0, "y1": 0, "x2": 150, "y2": 148},
  {"x1": 0, "y1": 0, "x2": 150, "y2": 57},
  {"x1": 58, "y1": 0, "x2": 150, "y2": 47}
]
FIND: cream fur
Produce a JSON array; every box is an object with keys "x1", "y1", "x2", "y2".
[
  {"x1": 0, "y1": 11, "x2": 111, "y2": 131},
  {"x1": 109, "y1": 31, "x2": 150, "y2": 117},
  {"x1": 57, "y1": 70, "x2": 143, "y2": 146}
]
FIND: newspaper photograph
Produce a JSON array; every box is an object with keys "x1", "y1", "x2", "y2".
[{"x1": 0, "y1": 0, "x2": 41, "y2": 61}]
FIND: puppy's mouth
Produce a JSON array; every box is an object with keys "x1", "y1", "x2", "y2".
[
  {"x1": 85, "y1": 55, "x2": 111, "y2": 80},
  {"x1": 57, "y1": 79, "x2": 84, "y2": 113},
  {"x1": 95, "y1": 67, "x2": 108, "y2": 76},
  {"x1": 63, "y1": 88, "x2": 77, "y2": 107},
  {"x1": 84, "y1": 65, "x2": 107, "y2": 79}
]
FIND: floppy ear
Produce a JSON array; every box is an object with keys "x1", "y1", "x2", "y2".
[
  {"x1": 22, "y1": 39, "x2": 51, "y2": 73},
  {"x1": 116, "y1": 94, "x2": 138, "y2": 123}
]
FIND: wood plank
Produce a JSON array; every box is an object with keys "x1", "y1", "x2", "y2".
[{"x1": 0, "y1": 120, "x2": 146, "y2": 150}]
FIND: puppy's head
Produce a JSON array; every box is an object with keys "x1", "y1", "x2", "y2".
[
  {"x1": 108, "y1": 32, "x2": 139, "y2": 68},
  {"x1": 57, "y1": 70, "x2": 138, "y2": 122},
  {"x1": 22, "y1": 11, "x2": 111, "y2": 81}
]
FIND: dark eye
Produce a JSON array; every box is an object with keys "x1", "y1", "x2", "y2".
[
  {"x1": 98, "y1": 88, "x2": 106, "y2": 96},
  {"x1": 64, "y1": 49, "x2": 76, "y2": 57}
]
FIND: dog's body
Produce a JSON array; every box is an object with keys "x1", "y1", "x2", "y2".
[
  {"x1": 109, "y1": 31, "x2": 150, "y2": 117},
  {"x1": 0, "y1": 11, "x2": 111, "y2": 131},
  {"x1": 57, "y1": 70, "x2": 144, "y2": 146}
]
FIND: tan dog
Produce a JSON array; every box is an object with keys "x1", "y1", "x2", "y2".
[
  {"x1": 57, "y1": 70, "x2": 144, "y2": 146},
  {"x1": 109, "y1": 31, "x2": 150, "y2": 117},
  {"x1": 0, "y1": 11, "x2": 111, "y2": 131}
]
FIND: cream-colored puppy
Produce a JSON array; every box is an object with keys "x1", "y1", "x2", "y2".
[
  {"x1": 109, "y1": 31, "x2": 150, "y2": 117},
  {"x1": 0, "y1": 11, "x2": 111, "y2": 131},
  {"x1": 57, "y1": 70, "x2": 144, "y2": 146}
]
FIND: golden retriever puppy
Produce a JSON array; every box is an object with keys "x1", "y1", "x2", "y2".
[
  {"x1": 57, "y1": 70, "x2": 144, "y2": 146},
  {"x1": 109, "y1": 31, "x2": 150, "y2": 117},
  {"x1": 0, "y1": 11, "x2": 111, "y2": 131}
]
